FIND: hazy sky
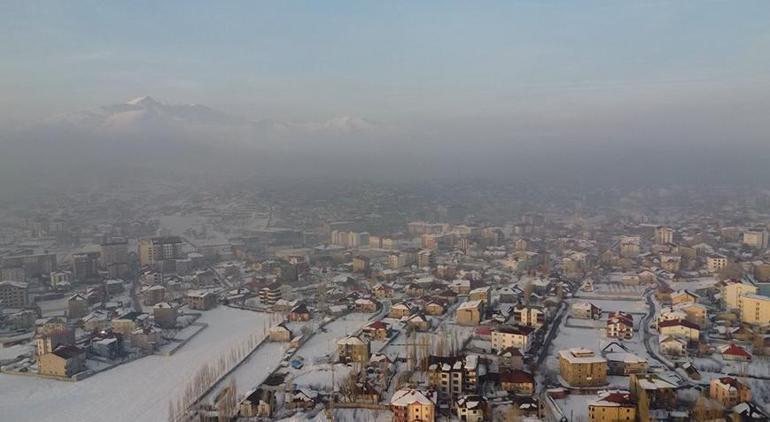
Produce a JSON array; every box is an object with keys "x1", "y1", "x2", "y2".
[{"x1": 2, "y1": 0, "x2": 770, "y2": 124}]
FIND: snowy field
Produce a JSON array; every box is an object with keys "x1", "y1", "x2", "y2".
[
  {"x1": 667, "y1": 277, "x2": 719, "y2": 292},
  {"x1": 546, "y1": 298, "x2": 654, "y2": 376},
  {"x1": 576, "y1": 283, "x2": 647, "y2": 299},
  {"x1": 36, "y1": 297, "x2": 69, "y2": 317},
  {"x1": 0, "y1": 307, "x2": 272, "y2": 422},
  {"x1": 295, "y1": 312, "x2": 374, "y2": 364},
  {"x1": 551, "y1": 393, "x2": 591, "y2": 421},
  {"x1": 202, "y1": 341, "x2": 288, "y2": 404},
  {"x1": 578, "y1": 298, "x2": 649, "y2": 314}
]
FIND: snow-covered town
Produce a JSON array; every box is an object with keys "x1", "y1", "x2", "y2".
[
  {"x1": 1, "y1": 185, "x2": 770, "y2": 422},
  {"x1": 3, "y1": 2, "x2": 770, "y2": 421}
]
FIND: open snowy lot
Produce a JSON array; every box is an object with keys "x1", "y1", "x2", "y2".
[
  {"x1": 546, "y1": 298, "x2": 655, "y2": 379},
  {"x1": 296, "y1": 312, "x2": 374, "y2": 364},
  {"x1": 202, "y1": 340, "x2": 288, "y2": 404},
  {"x1": 0, "y1": 307, "x2": 272, "y2": 422}
]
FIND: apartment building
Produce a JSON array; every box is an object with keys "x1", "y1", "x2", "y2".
[{"x1": 558, "y1": 348, "x2": 607, "y2": 387}]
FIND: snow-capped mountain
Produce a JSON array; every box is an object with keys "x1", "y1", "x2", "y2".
[
  {"x1": 39, "y1": 96, "x2": 378, "y2": 146},
  {"x1": 47, "y1": 96, "x2": 251, "y2": 133},
  {"x1": 320, "y1": 115, "x2": 376, "y2": 133}
]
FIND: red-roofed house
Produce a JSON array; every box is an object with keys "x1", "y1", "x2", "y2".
[
  {"x1": 362, "y1": 320, "x2": 391, "y2": 341},
  {"x1": 719, "y1": 344, "x2": 752, "y2": 362},
  {"x1": 607, "y1": 311, "x2": 634, "y2": 339}
]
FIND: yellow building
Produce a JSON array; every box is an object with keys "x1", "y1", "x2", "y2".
[
  {"x1": 558, "y1": 348, "x2": 607, "y2": 387},
  {"x1": 38, "y1": 345, "x2": 85, "y2": 378},
  {"x1": 468, "y1": 287, "x2": 490, "y2": 304},
  {"x1": 628, "y1": 374, "x2": 677, "y2": 422},
  {"x1": 709, "y1": 376, "x2": 751, "y2": 408},
  {"x1": 588, "y1": 390, "x2": 636, "y2": 422},
  {"x1": 391, "y1": 389, "x2": 436, "y2": 422},
  {"x1": 456, "y1": 300, "x2": 483, "y2": 326},
  {"x1": 677, "y1": 303, "x2": 707, "y2": 327},
  {"x1": 739, "y1": 294, "x2": 770, "y2": 325},
  {"x1": 491, "y1": 326, "x2": 534, "y2": 353},
  {"x1": 723, "y1": 281, "x2": 758, "y2": 310},
  {"x1": 658, "y1": 319, "x2": 700, "y2": 342},
  {"x1": 337, "y1": 335, "x2": 370, "y2": 363},
  {"x1": 670, "y1": 289, "x2": 698, "y2": 306},
  {"x1": 138, "y1": 236, "x2": 184, "y2": 266},
  {"x1": 706, "y1": 255, "x2": 728, "y2": 273}
]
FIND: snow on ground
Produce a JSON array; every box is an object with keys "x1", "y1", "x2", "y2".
[
  {"x1": 547, "y1": 298, "x2": 654, "y2": 374},
  {"x1": 290, "y1": 363, "x2": 354, "y2": 391},
  {"x1": 380, "y1": 323, "x2": 474, "y2": 361},
  {"x1": 0, "y1": 342, "x2": 33, "y2": 362},
  {"x1": 296, "y1": 312, "x2": 374, "y2": 364},
  {"x1": 203, "y1": 341, "x2": 287, "y2": 404},
  {"x1": 0, "y1": 307, "x2": 272, "y2": 422},
  {"x1": 587, "y1": 281, "x2": 647, "y2": 297},
  {"x1": 667, "y1": 277, "x2": 719, "y2": 292},
  {"x1": 36, "y1": 297, "x2": 69, "y2": 317},
  {"x1": 576, "y1": 298, "x2": 648, "y2": 314},
  {"x1": 331, "y1": 408, "x2": 393, "y2": 422},
  {"x1": 551, "y1": 392, "x2": 591, "y2": 421}
]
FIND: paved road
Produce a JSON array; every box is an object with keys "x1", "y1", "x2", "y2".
[
  {"x1": 536, "y1": 302, "x2": 568, "y2": 367},
  {"x1": 641, "y1": 286, "x2": 672, "y2": 368}
]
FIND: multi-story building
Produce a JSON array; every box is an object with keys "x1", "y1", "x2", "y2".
[
  {"x1": 1, "y1": 253, "x2": 57, "y2": 279},
  {"x1": 100, "y1": 239, "x2": 129, "y2": 277},
  {"x1": 35, "y1": 326, "x2": 75, "y2": 356},
  {"x1": 658, "y1": 319, "x2": 700, "y2": 343},
  {"x1": 417, "y1": 249, "x2": 435, "y2": 268},
  {"x1": 606, "y1": 311, "x2": 634, "y2": 339},
  {"x1": 337, "y1": 335, "x2": 370, "y2": 363},
  {"x1": 709, "y1": 376, "x2": 752, "y2": 408},
  {"x1": 499, "y1": 369, "x2": 535, "y2": 395},
  {"x1": 738, "y1": 294, "x2": 770, "y2": 325},
  {"x1": 490, "y1": 325, "x2": 534, "y2": 352},
  {"x1": 654, "y1": 226, "x2": 674, "y2": 245},
  {"x1": 352, "y1": 256, "x2": 370, "y2": 273},
  {"x1": 0, "y1": 280, "x2": 29, "y2": 308},
  {"x1": 456, "y1": 300, "x2": 483, "y2": 326},
  {"x1": 629, "y1": 374, "x2": 677, "y2": 422},
  {"x1": 153, "y1": 302, "x2": 178, "y2": 329},
  {"x1": 588, "y1": 390, "x2": 636, "y2": 422},
  {"x1": 138, "y1": 236, "x2": 184, "y2": 267},
  {"x1": 619, "y1": 236, "x2": 641, "y2": 258},
  {"x1": 558, "y1": 348, "x2": 607, "y2": 387},
  {"x1": 743, "y1": 229, "x2": 768, "y2": 249},
  {"x1": 722, "y1": 280, "x2": 758, "y2": 310},
  {"x1": 50, "y1": 270, "x2": 72, "y2": 287},
  {"x1": 391, "y1": 389, "x2": 436, "y2": 422},
  {"x1": 426, "y1": 355, "x2": 481, "y2": 401},
  {"x1": 0, "y1": 265, "x2": 25, "y2": 282},
  {"x1": 706, "y1": 254, "x2": 728, "y2": 273},
  {"x1": 38, "y1": 345, "x2": 85, "y2": 378},
  {"x1": 72, "y1": 252, "x2": 100, "y2": 282},
  {"x1": 186, "y1": 290, "x2": 217, "y2": 310},
  {"x1": 454, "y1": 395, "x2": 487, "y2": 422},
  {"x1": 513, "y1": 305, "x2": 545, "y2": 328},
  {"x1": 259, "y1": 283, "x2": 282, "y2": 305},
  {"x1": 677, "y1": 302, "x2": 708, "y2": 327}
]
